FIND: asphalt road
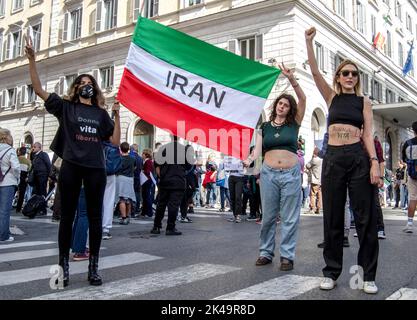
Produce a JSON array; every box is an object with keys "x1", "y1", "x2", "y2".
[{"x1": 1, "y1": 206, "x2": 416, "y2": 301}]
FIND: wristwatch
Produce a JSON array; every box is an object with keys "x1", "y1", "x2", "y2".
[{"x1": 370, "y1": 157, "x2": 378, "y2": 162}]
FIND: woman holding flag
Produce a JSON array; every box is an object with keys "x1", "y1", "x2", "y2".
[
  {"x1": 25, "y1": 35, "x2": 120, "y2": 287},
  {"x1": 244, "y1": 62, "x2": 306, "y2": 271}
]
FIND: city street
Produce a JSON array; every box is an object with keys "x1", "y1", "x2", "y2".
[{"x1": 1, "y1": 206, "x2": 416, "y2": 300}]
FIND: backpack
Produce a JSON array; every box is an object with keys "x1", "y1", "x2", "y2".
[
  {"x1": 22, "y1": 195, "x2": 46, "y2": 219},
  {"x1": 406, "y1": 141, "x2": 417, "y2": 180},
  {"x1": 103, "y1": 141, "x2": 122, "y2": 176},
  {"x1": 0, "y1": 147, "x2": 12, "y2": 183}
]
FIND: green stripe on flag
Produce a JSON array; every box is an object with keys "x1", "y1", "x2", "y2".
[{"x1": 132, "y1": 17, "x2": 280, "y2": 99}]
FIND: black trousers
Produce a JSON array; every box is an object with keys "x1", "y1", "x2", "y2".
[
  {"x1": 33, "y1": 174, "x2": 48, "y2": 197},
  {"x1": 52, "y1": 184, "x2": 61, "y2": 219},
  {"x1": 229, "y1": 175, "x2": 244, "y2": 217},
  {"x1": 58, "y1": 161, "x2": 106, "y2": 257},
  {"x1": 154, "y1": 188, "x2": 185, "y2": 230},
  {"x1": 374, "y1": 186, "x2": 385, "y2": 232},
  {"x1": 394, "y1": 186, "x2": 401, "y2": 207},
  {"x1": 180, "y1": 187, "x2": 194, "y2": 218},
  {"x1": 322, "y1": 143, "x2": 379, "y2": 282},
  {"x1": 16, "y1": 171, "x2": 28, "y2": 212}
]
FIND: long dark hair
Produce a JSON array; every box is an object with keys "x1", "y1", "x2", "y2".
[
  {"x1": 67, "y1": 74, "x2": 105, "y2": 107},
  {"x1": 269, "y1": 93, "x2": 297, "y2": 125}
]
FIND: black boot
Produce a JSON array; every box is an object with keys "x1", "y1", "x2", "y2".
[
  {"x1": 58, "y1": 254, "x2": 69, "y2": 287},
  {"x1": 88, "y1": 255, "x2": 102, "y2": 286}
]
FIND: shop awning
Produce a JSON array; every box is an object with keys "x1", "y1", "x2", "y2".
[{"x1": 373, "y1": 101, "x2": 417, "y2": 128}]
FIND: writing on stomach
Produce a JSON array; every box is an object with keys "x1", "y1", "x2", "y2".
[
  {"x1": 264, "y1": 149, "x2": 298, "y2": 169},
  {"x1": 328, "y1": 124, "x2": 361, "y2": 146}
]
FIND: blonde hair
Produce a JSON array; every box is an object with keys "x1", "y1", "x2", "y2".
[
  {"x1": 142, "y1": 148, "x2": 153, "y2": 159},
  {"x1": 0, "y1": 128, "x2": 11, "y2": 143},
  {"x1": 333, "y1": 60, "x2": 362, "y2": 96}
]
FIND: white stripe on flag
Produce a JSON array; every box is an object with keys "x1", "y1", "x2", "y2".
[
  {"x1": 30, "y1": 263, "x2": 240, "y2": 300},
  {"x1": 386, "y1": 288, "x2": 417, "y2": 300},
  {"x1": 0, "y1": 252, "x2": 161, "y2": 287},
  {"x1": 214, "y1": 275, "x2": 322, "y2": 300},
  {"x1": 126, "y1": 43, "x2": 265, "y2": 129},
  {"x1": 0, "y1": 241, "x2": 55, "y2": 250}
]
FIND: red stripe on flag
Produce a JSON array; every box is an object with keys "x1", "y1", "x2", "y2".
[{"x1": 117, "y1": 68, "x2": 253, "y2": 159}]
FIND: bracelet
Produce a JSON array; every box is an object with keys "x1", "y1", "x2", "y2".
[{"x1": 370, "y1": 157, "x2": 378, "y2": 162}]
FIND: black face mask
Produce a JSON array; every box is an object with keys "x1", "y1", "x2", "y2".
[{"x1": 79, "y1": 84, "x2": 94, "y2": 99}]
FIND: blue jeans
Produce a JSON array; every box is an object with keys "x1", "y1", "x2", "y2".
[
  {"x1": 0, "y1": 186, "x2": 15, "y2": 241},
  {"x1": 205, "y1": 183, "x2": 216, "y2": 205},
  {"x1": 220, "y1": 186, "x2": 231, "y2": 209},
  {"x1": 71, "y1": 188, "x2": 89, "y2": 254},
  {"x1": 259, "y1": 163, "x2": 301, "y2": 261},
  {"x1": 400, "y1": 184, "x2": 408, "y2": 208},
  {"x1": 193, "y1": 188, "x2": 202, "y2": 207}
]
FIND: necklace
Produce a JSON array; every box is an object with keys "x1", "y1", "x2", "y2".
[
  {"x1": 272, "y1": 119, "x2": 286, "y2": 127},
  {"x1": 271, "y1": 120, "x2": 285, "y2": 138}
]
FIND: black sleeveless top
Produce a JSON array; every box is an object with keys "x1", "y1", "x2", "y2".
[{"x1": 328, "y1": 94, "x2": 364, "y2": 129}]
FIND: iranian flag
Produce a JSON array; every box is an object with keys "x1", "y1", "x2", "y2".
[{"x1": 118, "y1": 17, "x2": 280, "y2": 159}]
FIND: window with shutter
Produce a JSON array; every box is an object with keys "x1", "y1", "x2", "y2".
[
  {"x1": 133, "y1": 0, "x2": 140, "y2": 21},
  {"x1": 239, "y1": 37, "x2": 256, "y2": 61},
  {"x1": 0, "y1": 33, "x2": 3, "y2": 63},
  {"x1": 21, "y1": 85, "x2": 27, "y2": 105},
  {"x1": 96, "y1": 1, "x2": 103, "y2": 32},
  {"x1": 0, "y1": 0, "x2": 5, "y2": 16},
  {"x1": 92, "y1": 69, "x2": 100, "y2": 83},
  {"x1": 32, "y1": 23, "x2": 41, "y2": 52},
  {"x1": 63, "y1": 13, "x2": 69, "y2": 42},
  {"x1": 228, "y1": 39, "x2": 237, "y2": 54},
  {"x1": 1, "y1": 90, "x2": 6, "y2": 107},
  {"x1": 255, "y1": 34, "x2": 263, "y2": 61}
]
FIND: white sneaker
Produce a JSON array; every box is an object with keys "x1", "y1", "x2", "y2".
[
  {"x1": 319, "y1": 277, "x2": 336, "y2": 290},
  {"x1": 377, "y1": 230, "x2": 386, "y2": 239},
  {"x1": 353, "y1": 233, "x2": 358, "y2": 237},
  {"x1": 0, "y1": 236, "x2": 14, "y2": 242},
  {"x1": 363, "y1": 281, "x2": 378, "y2": 294},
  {"x1": 403, "y1": 224, "x2": 414, "y2": 234}
]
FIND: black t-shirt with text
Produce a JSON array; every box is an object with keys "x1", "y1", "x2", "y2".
[{"x1": 45, "y1": 93, "x2": 114, "y2": 169}]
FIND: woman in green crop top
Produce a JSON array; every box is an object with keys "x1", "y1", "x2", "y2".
[{"x1": 243, "y1": 63, "x2": 306, "y2": 271}]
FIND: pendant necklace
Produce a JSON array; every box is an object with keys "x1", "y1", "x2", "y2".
[{"x1": 272, "y1": 120, "x2": 285, "y2": 139}]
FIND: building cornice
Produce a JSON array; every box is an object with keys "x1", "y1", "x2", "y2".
[{"x1": 0, "y1": 106, "x2": 46, "y2": 121}]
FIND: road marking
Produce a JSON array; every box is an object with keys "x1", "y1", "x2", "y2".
[
  {"x1": 128, "y1": 220, "x2": 153, "y2": 225},
  {"x1": 214, "y1": 275, "x2": 322, "y2": 300},
  {"x1": 30, "y1": 263, "x2": 240, "y2": 300},
  {"x1": 189, "y1": 214, "x2": 224, "y2": 218},
  {"x1": 0, "y1": 252, "x2": 161, "y2": 287},
  {"x1": 9, "y1": 225, "x2": 25, "y2": 235},
  {"x1": 0, "y1": 241, "x2": 55, "y2": 250},
  {"x1": 11, "y1": 217, "x2": 59, "y2": 225},
  {"x1": 0, "y1": 247, "x2": 106, "y2": 263},
  {"x1": 386, "y1": 288, "x2": 417, "y2": 300},
  {"x1": 0, "y1": 249, "x2": 59, "y2": 263}
]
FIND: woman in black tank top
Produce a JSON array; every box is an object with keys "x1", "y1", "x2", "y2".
[{"x1": 306, "y1": 27, "x2": 380, "y2": 294}]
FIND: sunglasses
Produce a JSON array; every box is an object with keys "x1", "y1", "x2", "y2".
[{"x1": 340, "y1": 70, "x2": 359, "y2": 77}]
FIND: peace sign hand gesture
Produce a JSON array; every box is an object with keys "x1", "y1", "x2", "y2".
[
  {"x1": 278, "y1": 62, "x2": 295, "y2": 80},
  {"x1": 24, "y1": 35, "x2": 35, "y2": 61}
]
